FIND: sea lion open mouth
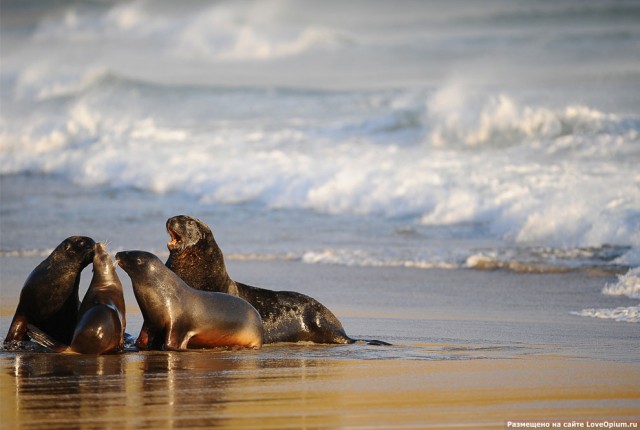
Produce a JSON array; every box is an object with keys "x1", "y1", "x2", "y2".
[{"x1": 167, "y1": 226, "x2": 183, "y2": 251}]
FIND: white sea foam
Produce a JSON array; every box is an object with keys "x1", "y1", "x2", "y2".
[
  {"x1": 1, "y1": 84, "x2": 639, "y2": 258},
  {"x1": 602, "y1": 268, "x2": 640, "y2": 299},
  {"x1": 571, "y1": 306, "x2": 639, "y2": 323},
  {"x1": 0, "y1": 249, "x2": 54, "y2": 258},
  {"x1": 572, "y1": 268, "x2": 640, "y2": 323},
  {"x1": 2, "y1": 0, "x2": 640, "y2": 272},
  {"x1": 30, "y1": 1, "x2": 350, "y2": 63},
  {"x1": 301, "y1": 249, "x2": 460, "y2": 269}
]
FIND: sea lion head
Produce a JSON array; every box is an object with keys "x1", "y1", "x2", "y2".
[
  {"x1": 165, "y1": 215, "x2": 231, "y2": 292},
  {"x1": 116, "y1": 250, "x2": 174, "y2": 337},
  {"x1": 56, "y1": 236, "x2": 96, "y2": 267},
  {"x1": 92, "y1": 242, "x2": 118, "y2": 275},
  {"x1": 166, "y1": 215, "x2": 213, "y2": 254},
  {"x1": 115, "y1": 250, "x2": 164, "y2": 280}
]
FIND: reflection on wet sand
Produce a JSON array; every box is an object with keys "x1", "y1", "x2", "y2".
[
  {"x1": 5, "y1": 351, "x2": 250, "y2": 429},
  {"x1": 135, "y1": 351, "x2": 259, "y2": 429},
  {"x1": 8, "y1": 353, "x2": 127, "y2": 429},
  {"x1": 2, "y1": 349, "x2": 639, "y2": 429},
  {"x1": 1, "y1": 350, "x2": 337, "y2": 429}
]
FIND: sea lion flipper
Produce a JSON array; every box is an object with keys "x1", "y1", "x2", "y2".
[
  {"x1": 135, "y1": 323, "x2": 151, "y2": 350},
  {"x1": 164, "y1": 323, "x2": 190, "y2": 351},
  {"x1": 362, "y1": 339, "x2": 392, "y2": 346},
  {"x1": 26, "y1": 324, "x2": 68, "y2": 352},
  {"x1": 4, "y1": 313, "x2": 28, "y2": 343}
]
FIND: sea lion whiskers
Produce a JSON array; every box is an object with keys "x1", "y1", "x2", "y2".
[{"x1": 102, "y1": 241, "x2": 119, "y2": 270}]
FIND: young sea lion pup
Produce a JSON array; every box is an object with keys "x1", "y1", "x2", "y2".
[
  {"x1": 28, "y1": 243, "x2": 126, "y2": 354},
  {"x1": 4, "y1": 236, "x2": 96, "y2": 346},
  {"x1": 165, "y1": 215, "x2": 390, "y2": 345},
  {"x1": 116, "y1": 250, "x2": 263, "y2": 350}
]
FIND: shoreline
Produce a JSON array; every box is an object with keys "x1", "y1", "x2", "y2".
[
  {"x1": 1, "y1": 257, "x2": 639, "y2": 361},
  {"x1": 2, "y1": 252, "x2": 638, "y2": 428}
]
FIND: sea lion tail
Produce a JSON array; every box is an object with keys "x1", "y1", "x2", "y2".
[
  {"x1": 363, "y1": 339, "x2": 392, "y2": 346},
  {"x1": 346, "y1": 336, "x2": 392, "y2": 346},
  {"x1": 26, "y1": 324, "x2": 69, "y2": 353}
]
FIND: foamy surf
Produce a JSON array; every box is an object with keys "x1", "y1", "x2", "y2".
[
  {"x1": 571, "y1": 307, "x2": 640, "y2": 324},
  {"x1": 1, "y1": 76, "x2": 638, "y2": 260},
  {"x1": 572, "y1": 268, "x2": 640, "y2": 323}
]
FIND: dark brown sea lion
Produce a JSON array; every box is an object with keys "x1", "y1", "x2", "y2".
[
  {"x1": 4, "y1": 236, "x2": 96, "y2": 345},
  {"x1": 116, "y1": 250, "x2": 263, "y2": 350},
  {"x1": 26, "y1": 243, "x2": 126, "y2": 354},
  {"x1": 165, "y1": 215, "x2": 389, "y2": 345}
]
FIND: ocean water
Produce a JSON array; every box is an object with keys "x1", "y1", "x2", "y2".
[{"x1": 1, "y1": 1, "x2": 640, "y2": 322}]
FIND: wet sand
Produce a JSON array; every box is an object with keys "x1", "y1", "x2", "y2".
[
  {"x1": 1, "y1": 258, "x2": 639, "y2": 429},
  {"x1": 1, "y1": 350, "x2": 639, "y2": 429}
]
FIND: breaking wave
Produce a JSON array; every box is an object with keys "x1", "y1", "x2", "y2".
[
  {"x1": 2, "y1": 75, "x2": 639, "y2": 262},
  {"x1": 572, "y1": 268, "x2": 640, "y2": 323}
]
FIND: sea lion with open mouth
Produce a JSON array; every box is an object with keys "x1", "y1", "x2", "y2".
[{"x1": 165, "y1": 215, "x2": 390, "y2": 345}]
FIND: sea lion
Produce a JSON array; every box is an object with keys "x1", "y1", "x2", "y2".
[
  {"x1": 4, "y1": 236, "x2": 96, "y2": 345},
  {"x1": 165, "y1": 215, "x2": 389, "y2": 345},
  {"x1": 29, "y1": 242, "x2": 127, "y2": 354},
  {"x1": 116, "y1": 250, "x2": 263, "y2": 350}
]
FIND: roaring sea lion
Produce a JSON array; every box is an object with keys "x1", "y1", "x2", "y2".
[
  {"x1": 165, "y1": 215, "x2": 389, "y2": 345},
  {"x1": 4, "y1": 236, "x2": 96, "y2": 345},
  {"x1": 29, "y1": 243, "x2": 127, "y2": 354},
  {"x1": 116, "y1": 250, "x2": 263, "y2": 350}
]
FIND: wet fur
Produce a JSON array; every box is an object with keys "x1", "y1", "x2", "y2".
[
  {"x1": 23, "y1": 243, "x2": 126, "y2": 355},
  {"x1": 165, "y1": 215, "x2": 387, "y2": 344},
  {"x1": 4, "y1": 236, "x2": 96, "y2": 345},
  {"x1": 117, "y1": 250, "x2": 263, "y2": 350}
]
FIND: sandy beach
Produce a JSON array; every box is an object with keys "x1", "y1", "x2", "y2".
[
  {"x1": 2, "y1": 258, "x2": 639, "y2": 429},
  {"x1": 2, "y1": 1, "x2": 640, "y2": 428},
  {"x1": 1, "y1": 350, "x2": 638, "y2": 429}
]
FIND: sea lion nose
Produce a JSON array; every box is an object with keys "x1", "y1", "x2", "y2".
[{"x1": 114, "y1": 251, "x2": 126, "y2": 264}]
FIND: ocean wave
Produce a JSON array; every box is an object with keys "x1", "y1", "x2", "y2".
[
  {"x1": 571, "y1": 306, "x2": 639, "y2": 323},
  {"x1": 301, "y1": 249, "x2": 460, "y2": 269},
  {"x1": 31, "y1": 1, "x2": 352, "y2": 63},
  {"x1": 1, "y1": 76, "x2": 639, "y2": 255},
  {"x1": 427, "y1": 84, "x2": 640, "y2": 152},
  {"x1": 0, "y1": 249, "x2": 54, "y2": 258},
  {"x1": 602, "y1": 267, "x2": 640, "y2": 299},
  {"x1": 466, "y1": 246, "x2": 631, "y2": 273},
  {"x1": 572, "y1": 267, "x2": 640, "y2": 323},
  {"x1": 0, "y1": 242, "x2": 635, "y2": 275},
  {"x1": 226, "y1": 252, "x2": 299, "y2": 262}
]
